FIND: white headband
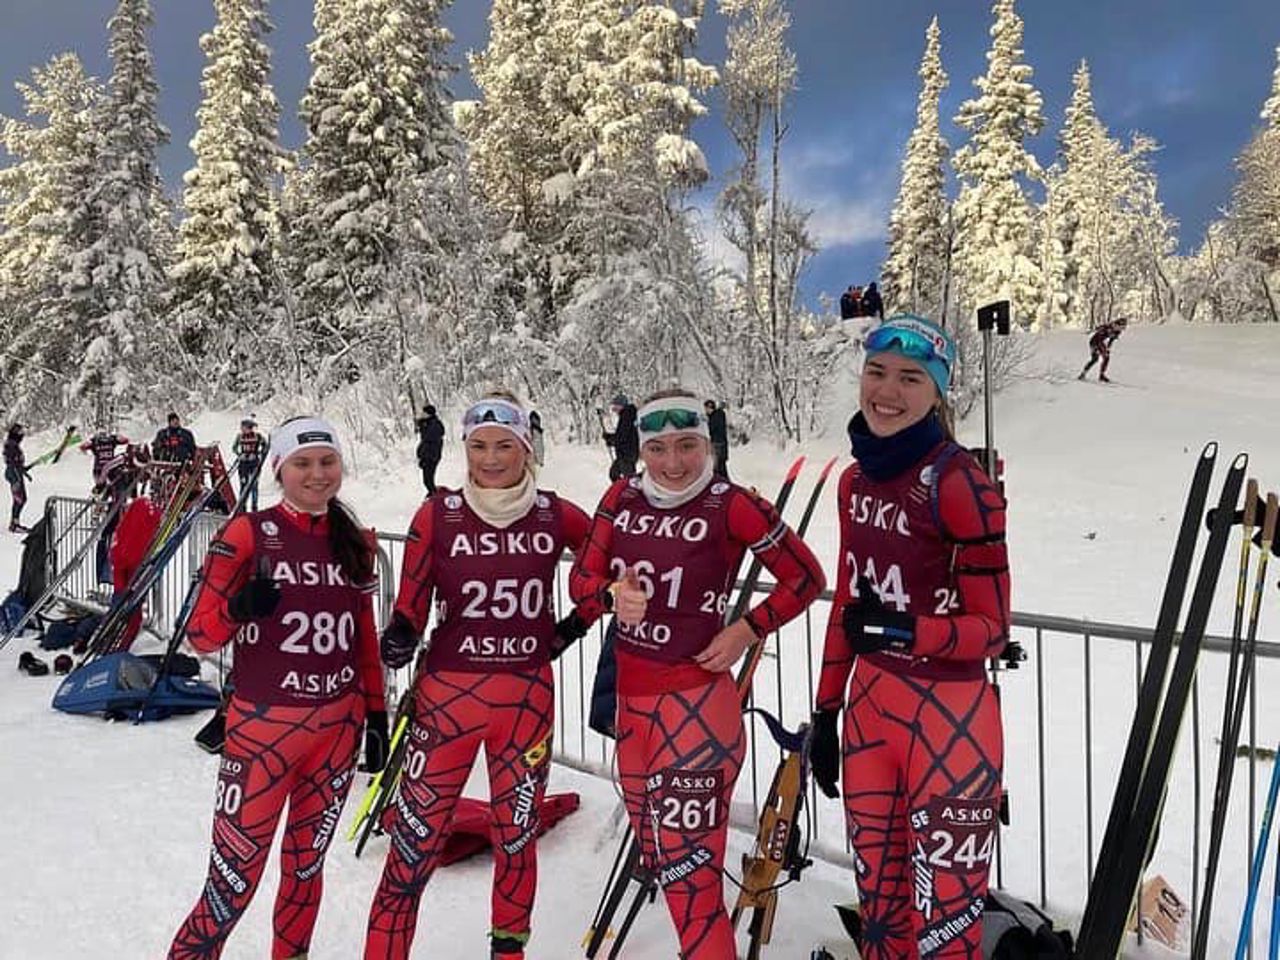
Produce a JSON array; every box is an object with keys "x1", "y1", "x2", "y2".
[
  {"x1": 461, "y1": 398, "x2": 533, "y2": 451},
  {"x1": 636, "y1": 396, "x2": 710, "y2": 444},
  {"x1": 268, "y1": 417, "x2": 341, "y2": 474}
]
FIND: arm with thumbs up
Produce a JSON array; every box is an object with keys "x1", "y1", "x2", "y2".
[
  {"x1": 611, "y1": 565, "x2": 648, "y2": 626},
  {"x1": 228, "y1": 553, "x2": 282, "y2": 622}
]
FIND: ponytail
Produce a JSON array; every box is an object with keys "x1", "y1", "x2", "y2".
[{"x1": 327, "y1": 497, "x2": 375, "y2": 586}]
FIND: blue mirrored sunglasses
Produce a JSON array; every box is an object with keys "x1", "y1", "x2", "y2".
[{"x1": 864, "y1": 325, "x2": 953, "y2": 370}]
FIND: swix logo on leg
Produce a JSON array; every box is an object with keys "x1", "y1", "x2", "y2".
[
  {"x1": 847, "y1": 494, "x2": 912, "y2": 537},
  {"x1": 512, "y1": 772, "x2": 540, "y2": 830},
  {"x1": 912, "y1": 839, "x2": 935, "y2": 921}
]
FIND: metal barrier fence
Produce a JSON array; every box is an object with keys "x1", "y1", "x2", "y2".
[{"x1": 42, "y1": 496, "x2": 1280, "y2": 950}]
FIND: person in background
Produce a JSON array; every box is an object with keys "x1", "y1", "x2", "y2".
[
  {"x1": 704, "y1": 399, "x2": 730, "y2": 479},
  {"x1": 529, "y1": 410, "x2": 545, "y2": 466},
  {"x1": 861, "y1": 281, "x2": 884, "y2": 320},
  {"x1": 604, "y1": 395, "x2": 639, "y2": 481},
  {"x1": 840, "y1": 284, "x2": 859, "y2": 320},
  {"x1": 367, "y1": 391, "x2": 602, "y2": 960},
  {"x1": 153, "y1": 412, "x2": 197, "y2": 465},
  {"x1": 168, "y1": 416, "x2": 387, "y2": 960},
  {"x1": 414, "y1": 404, "x2": 445, "y2": 495},
  {"x1": 1078, "y1": 317, "x2": 1128, "y2": 383},
  {"x1": 81, "y1": 428, "x2": 130, "y2": 490},
  {"x1": 810, "y1": 313, "x2": 1010, "y2": 959},
  {"x1": 232, "y1": 417, "x2": 267, "y2": 510},
  {"x1": 4, "y1": 423, "x2": 30, "y2": 533},
  {"x1": 570, "y1": 388, "x2": 826, "y2": 960}
]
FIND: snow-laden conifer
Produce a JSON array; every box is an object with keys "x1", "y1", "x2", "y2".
[{"x1": 882, "y1": 16, "x2": 950, "y2": 317}]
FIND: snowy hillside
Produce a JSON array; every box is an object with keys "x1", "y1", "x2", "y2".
[{"x1": 1, "y1": 323, "x2": 1278, "y2": 959}]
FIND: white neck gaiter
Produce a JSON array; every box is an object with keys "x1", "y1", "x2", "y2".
[
  {"x1": 464, "y1": 467, "x2": 538, "y2": 528},
  {"x1": 640, "y1": 458, "x2": 715, "y2": 510}
]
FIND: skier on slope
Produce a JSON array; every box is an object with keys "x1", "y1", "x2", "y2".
[
  {"x1": 569, "y1": 388, "x2": 825, "y2": 960},
  {"x1": 809, "y1": 314, "x2": 1011, "y2": 959},
  {"x1": 168, "y1": 417, "x2": 387, "y2": 960},
  {"x1": 231, "y1": 417, "x2": 266, "y2": 510},
  {"x1": 4, "y1": 423, "x2": 31, "y2": 533},
  {"x1": 1078, "y1": 317, "x2": 1128, "y2": 382},
  {"x1": 368, "y1": 391, "x2": 603, "y2": 960}
]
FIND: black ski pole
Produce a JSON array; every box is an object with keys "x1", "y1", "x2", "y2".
[{"x1": 1193, "y1": 479, "x2": 1260, "y2": 959}]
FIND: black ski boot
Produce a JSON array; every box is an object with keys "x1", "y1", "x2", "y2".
[{"x1": 18, "y1": 651, "x2": 49, "y2": 676}]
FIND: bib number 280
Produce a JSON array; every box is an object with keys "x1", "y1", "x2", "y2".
[{"x1": 279, "y1": 610, "x2": 354, "y2": 655}]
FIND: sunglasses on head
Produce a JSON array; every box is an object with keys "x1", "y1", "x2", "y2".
[
  {"x1": 637, "y1": 408, "x2": 705, "y2": 433},
  {"x1": 865, "y1": 324, "x2": 953, "y2": 370},
  {"x1": 462, "y1": 400, "x2": 527, "y2": 430}
]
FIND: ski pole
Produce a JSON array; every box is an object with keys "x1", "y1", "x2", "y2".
[
  {"x1": 1195, "y1": 480, "x2": 1260, "y2": 959},
  {"x1": 1238, "y1": 742, "x2": 1280, "y2": 959}
]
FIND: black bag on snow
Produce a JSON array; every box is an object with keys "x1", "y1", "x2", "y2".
[
  {"x1": 17, "y1": 514, "x2": 51, "y2": 606},
  {"x1": 981, "y1": 890, "x2": 1073, "y2": 959}
]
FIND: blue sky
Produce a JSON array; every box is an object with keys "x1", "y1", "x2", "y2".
[{"x1": 3, "y1": 1, "x2": 1278, "y2": 306}]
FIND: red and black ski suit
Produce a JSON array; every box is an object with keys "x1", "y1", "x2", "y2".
[
  {"x1": 364, "y1": 489, "x2": 600, "y2": 960},
  {"x1": 817, "y1": 442, "x2": 1010, "y2": 959},
  {"x1": 570, "y1": 477, "x2": 825, "y2": 959},
  {"x1": 169, "y1": 503, "x2": 385, "y2": 960}
]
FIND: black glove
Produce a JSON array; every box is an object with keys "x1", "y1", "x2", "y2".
[
  {"x1": 1206, "y1": 498, "x2": 1280, "y2": 557},
  {"x1": 364, "y1": 710, "x2": 390, "y2": 773},
  {"x1": 810, "y1": 709, "x2": 841, "y2": 799},
  {"x1": 549, "y1": 610, "x2": 590, "y2": 661},
  {"x1": 380, "y1": 612, "x2": 420, "y2": 669},
  {"x1": 228, "y1": 558, "x2": 281, "y2": 622},
  {"x1": 842, "y1": 577, "x2": 916, "y2": 655}
]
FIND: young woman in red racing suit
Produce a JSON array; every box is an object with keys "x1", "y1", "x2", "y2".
[
  {"x1": 810, "y1": 315, "x2": 1011, "y2": 960},
  {"x1": 168, "y1": 417, "x2": 388, "y2": 960},
  {"x1": 570, "y1": 388, "x2": 826, "y2": 959},
  {"x1": 365, "y1": 393, "x2": 603, "y2": 960}
]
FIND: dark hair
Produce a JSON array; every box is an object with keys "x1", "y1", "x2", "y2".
[{"x1": 327, "y1": 497, "x2": 375, "y2": 585}]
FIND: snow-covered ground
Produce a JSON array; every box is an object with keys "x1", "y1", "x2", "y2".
[{"x1": 1, "y1": 323, "x2": 1277, "y2": 958}]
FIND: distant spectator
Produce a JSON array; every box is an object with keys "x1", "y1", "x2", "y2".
[
  {"x1": 153, "y1": 412, "x2": 197, "y2": 464},
  {"x1": 705, "y1": 399, "x2": 730, "y2": 479},
  {"x1": 232, "y1": 417, "x2": 267, "y2": 510},
  {"x1": 862, "y1": 282, "x2": 884, "y2": 320},
  {"x1": 4, "y1": 423, "x2": 30, "y2": 533},
  {"x1": 605, "y1": 395, "x2": 639, "y2": 481},
  {"x1": 529, "y1": 410, "x2": 546, "y2": 466},
  {"x1": 415, "y1": 404, "x2": 445, "y2": 494},
  {"x1": 81, "y1": 428, "x2": 130, "y2": 488},
  {"x1": 840, "y1": 284, "x2": 859, "y2": 320}
]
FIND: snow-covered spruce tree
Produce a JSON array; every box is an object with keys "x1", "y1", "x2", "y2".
[
  {"x1": 286, "y1": 0, "x2": 455, "y2": 386},
  {"x1": 952, "y1": 0, "x2": 1045, "y2": 330},
  {"x1": 521, "y1": 0, "x2": 722, "y2": 434},
  {"x1": 882, "y1": 15, "x2": 950, "y2": 318},
  {"x1": 70, "y1": 0, "x2": 173, "y2": 424},
  {"x1": 170, "y1": 0, "x2": 282, "y2": 396},
  {"x1": 0, "y1": 55, "x2": 104, "y2": 421},
  {"x1": 716, "y1": 0, "x2": 833, "y2": 440},
  {"x1": 1221, "y1": 46, "x2": 1280, "y2": 322},
  {"x1": 463, "y1": 0, "x2": 576, "y2": 336}
]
